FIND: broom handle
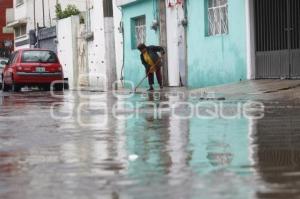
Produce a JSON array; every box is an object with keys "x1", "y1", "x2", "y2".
[{"x1": 134, "y1": 56, "x2": 163, "y2": 91}]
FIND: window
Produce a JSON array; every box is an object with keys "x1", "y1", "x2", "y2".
[
  {"x1": 16, "y1": 0, "x2": 24, "y2": 6},
  {"x1": 207, "y1": 0, "x2": 228, "y2": 36},
  {"x1": 15, "y1": 24, "x2": 27, "y2": 38},
  {"x1": 21, "y1": 51, "x2": 58, "y2": 63},
  {"x1": 132, "y1": 16, "x2": 146, "y2": 49}
]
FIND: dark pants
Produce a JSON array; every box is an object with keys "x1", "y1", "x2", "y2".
[{"x1": 147, "y1": 67, "x2": 163, "y2": 86}]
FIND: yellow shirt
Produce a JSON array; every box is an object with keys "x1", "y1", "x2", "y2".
[{"x1": 143, "y1": 51, "x2": 155, "y2": 67}]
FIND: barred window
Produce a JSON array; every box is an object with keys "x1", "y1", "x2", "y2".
[
  {"x1": 207, "y1": 0, "x2": 228, "y2": 36},
  {"x1": 132, "y1": 16, "x2": 146, "y2": 49},
  {"x1": 15, "y1": 24, "x2": 27, "y2": 38}
]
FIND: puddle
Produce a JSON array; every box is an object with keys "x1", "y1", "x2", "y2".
[{"x1": 0, "y1": 91, "x2": 300, "y2": 198}]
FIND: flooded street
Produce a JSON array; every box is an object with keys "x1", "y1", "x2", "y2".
[{"x1": 1, "y1": 89, "x2": 300, "y2": 199}]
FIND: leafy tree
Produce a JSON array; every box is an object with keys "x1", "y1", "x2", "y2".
[{"x1": 56, "y1": 4, "x2": 81, "y2": 20}]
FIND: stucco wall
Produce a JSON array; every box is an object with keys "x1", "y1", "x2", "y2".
[
  {"x1": 187, "y1": 0, "x2": 247, "y2": 88},
  {"x1": 87, "y1": 3, "x2": 106, "y2": 89},
  {"x1": 57, "y1": 16, "x2": 79, "y2": 89},
  {"x1": 122, "y1": 0, "x2": 160, "y2": 88},
  {"x1": 113, "y1": 0, "x2": 124, "y2": 85}
]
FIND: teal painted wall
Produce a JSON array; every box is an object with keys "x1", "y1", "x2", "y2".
[
  {"x1": 187, "y1": 0, "x2": 247, "y2": 88},
  {"x1": 122, "y1": 0, "x2": 160, "y2": 88}
]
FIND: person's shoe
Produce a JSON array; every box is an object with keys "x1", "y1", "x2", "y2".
[
  {"x1": 159, "y1": 85, "x2": 163, "y2": 90},
  {"x1": 147, "y1": 87, "x2": 154, "y2": 91}
]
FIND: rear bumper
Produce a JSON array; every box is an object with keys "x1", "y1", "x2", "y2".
[
  {"x1": 16, "y1": 72, "x2": 62, "y2": 76},
  {"x1": 14, "y1": 72, "x2": 63, "y2": 84}
]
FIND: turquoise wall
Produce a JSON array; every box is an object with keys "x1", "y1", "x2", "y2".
[
  {"x1": 122, "y1": 0, "x2": 160, "y2": 88},
  {"x1": 187, "y1": 0, "x2": 247, "y2": 88}
]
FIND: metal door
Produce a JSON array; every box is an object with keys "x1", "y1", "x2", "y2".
[
  {"x1": 255, "y1": 0, "x2": 300, "y2": 79},
  {"x1": 38, "y1": 26, "x2": 57, "y2": 53}
]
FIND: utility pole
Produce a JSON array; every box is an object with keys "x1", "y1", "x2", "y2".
[
  {"x1": 33, "y1": 0, "x2": 36, "y2": 29},
  {"x1": 103, "y1": 0, "x2": 117, "y2": 90},
  {"x1": 48, "y1": 0, "x2": 52, "y2": 26},
  {"x1": 42, "y1": 0, "x2": 45, "y2": 27}
]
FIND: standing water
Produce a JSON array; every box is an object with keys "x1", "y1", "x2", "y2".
[{"x1": 0, "y1": 90, "x2": 299, "y2": 199}]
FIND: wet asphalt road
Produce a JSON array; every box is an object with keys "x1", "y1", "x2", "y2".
[{"x1": 1, "y1": 89, "x2": 300, "y2": 199}]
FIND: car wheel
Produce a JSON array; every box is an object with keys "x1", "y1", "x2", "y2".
[
  {"x1": 2, "y1": 78, "x2": 9, "y2": 92},
  {"x1": 54, "y1": 83, "x2": 64, "y2": 91},
  {"x1": 43, "y1": 85, "x2": 51, "y2": 91},
  {"x1": 11, "y1": 83, "x2": 21, "y2": 92}
]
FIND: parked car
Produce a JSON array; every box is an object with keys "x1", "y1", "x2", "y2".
[
  {"x1": 2, "y1": 49, "x2": 64, "y2": 92},
  {"x1": 0, "y1": 57, "x2": 9, "y2": 88}
]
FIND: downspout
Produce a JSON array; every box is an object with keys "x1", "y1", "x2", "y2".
[
  {"x1": 183, "y1": 0, "x2": 188, "y2": 87},
  {"x1": 119, "y1": 6, "x2": 125, "y2": 87}
]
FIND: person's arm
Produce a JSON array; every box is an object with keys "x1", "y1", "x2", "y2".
[{"x1": 148, "y1": 45, "x2": 165, "y2": 55}]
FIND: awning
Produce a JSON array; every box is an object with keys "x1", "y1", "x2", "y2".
[{"x1": 6, "y1": 18, "x2": 27, "y2": 28}]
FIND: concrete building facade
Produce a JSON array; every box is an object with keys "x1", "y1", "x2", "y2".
[
  {"x1": 0, "y1": 0, "x2": 14, "y2": 57},
  {"x1": 117, "y1": 0, "x2": 247, "y2": 88},
  {"x1": 6, "y1": 0, "x2": 86, "y2": 50},
  {"x1": 118, "y1": 0, "x2": 300, "y2": 89}
]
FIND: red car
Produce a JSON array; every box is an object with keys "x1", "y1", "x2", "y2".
[{"x1": 1, "y1": 49, "x2": 64, "y2": 92}]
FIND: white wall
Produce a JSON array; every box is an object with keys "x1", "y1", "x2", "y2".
[
  {"x1": 78, "y1": 24, "x2": 89, "y2": 87},
  {"x1": 13, "y1": 0, "x2": 27, "y2": 21},
  {"x1": 13, "y1": 0, "x2": 30, "y2": 50},
  {"x1": 113, "y1": 0, "x2": 124, "y2": 86},
  {"x1": 87, "y1": 0, "x2": 123, "y2": 90},
  {"x1": 245, "y1": 0, "x2": 256, "y2": 80},
  {"x1": 57, "y1": 16, "x2": 79, "y2": 89},
  {"x1": 166, "y1": 3, "x2": 186, "y2": 86},
  {"x1": 87, "y1": 1, "x2": 106, "y2": 90}
]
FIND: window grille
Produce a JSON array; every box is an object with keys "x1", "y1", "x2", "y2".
[
  {"x1": 15, "y1": 24, "x2": 27, "y2": 38},
  {"x1": 207, "y1": 0, "x2": 228, "y2": 36},
  {"x1": 134, "y1": 16, "x2": 146, "y2": 48}
]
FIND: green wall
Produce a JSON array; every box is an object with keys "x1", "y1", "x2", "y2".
[
  {"x1": 187, "y1": 0, "x2": 247, "y2": 88},
  {"x1": 122, "y1": 0, "x2": 160, "y2": 88}
]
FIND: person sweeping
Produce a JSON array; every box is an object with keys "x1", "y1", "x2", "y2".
[{"x1": 137, "y1": 43, "x2": 165, "y2": 91}]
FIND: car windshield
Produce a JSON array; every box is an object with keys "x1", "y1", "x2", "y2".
[{"x1": 21, "y1": 51, "x2": 58, "y2": 63}]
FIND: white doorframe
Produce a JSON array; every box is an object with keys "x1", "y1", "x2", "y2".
[
  {"x1": 165, "y1": 3, "x2": 186, "y2": 87},
  {"x1": 245, "y1": 0, "x2": 256, "y2": 79}
]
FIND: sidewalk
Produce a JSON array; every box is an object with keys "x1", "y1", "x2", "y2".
[{"x1": 191, "y1": 80, "x2": 300, "y2": 101}]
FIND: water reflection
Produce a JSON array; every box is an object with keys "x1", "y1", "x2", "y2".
[
  {"x1": 2, "y1": 91, "x2": 300, "y2": 198},
  {"x1": 249, "y1": 103, "x2": 300, "y2": 198}
]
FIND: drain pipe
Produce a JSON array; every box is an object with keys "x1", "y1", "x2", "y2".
[{"x1": 118, "y1": 6, "x2": 125, "y2": 88}]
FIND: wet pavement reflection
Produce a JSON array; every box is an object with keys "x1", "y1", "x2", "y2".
[{"x1": 0, "y1": 90, "x2": 300, "y2": 199}]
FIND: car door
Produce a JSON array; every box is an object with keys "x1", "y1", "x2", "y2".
[{"x1": 3, "y1": 52, "x2": 18, "y2": 84}]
